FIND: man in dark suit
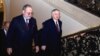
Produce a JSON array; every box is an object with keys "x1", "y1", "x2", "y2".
[
  {"x1": 6, "y1": 4, "x2": 39, "y2": 56},
  {"x1": 41, "y1": 9, "x2": 62, "y2": 56},
  {"x1": 0, "y1": 21, "x2": 10, "y2": 56}
]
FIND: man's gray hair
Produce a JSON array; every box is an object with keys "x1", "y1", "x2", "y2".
[
  {"x1": 51, "y1": 9, "x2": 60, "y2": 13},
  {"x1": 22, "y1": 4, "x2": 32, "y2": 10}
]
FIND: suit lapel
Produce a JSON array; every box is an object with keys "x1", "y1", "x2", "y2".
[
  {"x1": 58, "y1": 20, "x2": 61, "y2": 32},
  {"x1": 51, "y1": 19, "x2": 56, "y2": 30},
  {"x1": 2, "y1": 29, "x2": 6, "y2": 37}
]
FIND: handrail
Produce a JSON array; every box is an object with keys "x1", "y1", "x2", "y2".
[{"x1": 63, "y1": 25, "x2": 100, "y2": 38}]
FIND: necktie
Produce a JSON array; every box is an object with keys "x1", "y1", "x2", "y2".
[
  {"x1": 26, "y1": 19, "x2": 29, "y2": 29},
  {"x1": 55, "y1": 21, "x2": 59, "y2": 32}
]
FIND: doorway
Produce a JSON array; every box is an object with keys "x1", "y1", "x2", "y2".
[{"x1": 0, "y1": 0, "x2": 4, "y2": 28}]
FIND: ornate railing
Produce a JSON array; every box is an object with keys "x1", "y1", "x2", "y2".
[
  {"x1": 64, "y1": 0, "x2": 100, "y2": 17},
  {"x1": 61, "y1": 26, "x2": 100, "y2": 56}
]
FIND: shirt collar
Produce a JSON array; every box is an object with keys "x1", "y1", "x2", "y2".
[
  {"x1": 53, "y1": 18, "x2": 58, "y2": 24},
  {"x1": 23, "y1": 16, "x2": 29, "y2": 23}
]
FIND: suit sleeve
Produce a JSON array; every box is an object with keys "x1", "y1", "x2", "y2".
[
  {"x1": 33, "y1": 19, "x2": 38, "y2": 46},
  {"x1": 41, "y1": 22, "x2": 48, "y2": 45},
  {"x1": 6, "y1": 19, "x2": 16, "y2": 48}
]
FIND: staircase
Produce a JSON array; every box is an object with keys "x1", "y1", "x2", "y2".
[
  {"x1": 64, "y1": 0, "x2": 100, "y2": 17},
  {"x1": 43, "y1": 0, "x2": 100, "y2": 56},
  {"x1": 43, "y1": 0, "x2": 100, "y2": 36}
]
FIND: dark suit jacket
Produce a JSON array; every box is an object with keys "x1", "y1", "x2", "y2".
[
  {"x1": 0, "y1": 29, "x2": 6, "y2": 46},
  {"x1": 0, "y1": 29, "x2": 7, "y2": 56},
  {"x1": 42, "y1": 18, "x2": 62, "y2": 51},
  {"x1": 7, "y1": 15, "x2": 38, "y2": 56}
]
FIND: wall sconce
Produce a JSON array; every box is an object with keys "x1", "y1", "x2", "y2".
[{"x1": 0, "y1": 0, "x2": 3, "y2": 9}]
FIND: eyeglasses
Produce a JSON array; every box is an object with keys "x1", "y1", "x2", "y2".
[{"x1": 27, "y1": 12, "x2": 33, "y2": 15}]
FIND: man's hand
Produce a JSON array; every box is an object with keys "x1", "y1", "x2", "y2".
[
  {"x1": 35, "y1": 46, "x2": 39, "y2": 53},
  {"x1": 41, "y1": 45, "x2": 46, "y2": 51},
  {"x1": 7, "y1": 48, "x2": 12, "y2": 55}
]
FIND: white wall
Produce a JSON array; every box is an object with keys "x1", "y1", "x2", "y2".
[
  {"x1": 3, "y1": 0, "x2": 10, "y2": 21},
  {"x1": 9, "y1": 0, "x2": 87, "y2": 36}
]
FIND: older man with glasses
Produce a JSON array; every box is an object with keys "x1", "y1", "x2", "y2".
[{"x1": 6, "y1": 4, "x2": 39, "y2": 56}]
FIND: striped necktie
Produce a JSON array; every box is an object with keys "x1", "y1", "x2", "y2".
[
  {"x1": 55, "y1": 21, "x2": 59, "y2": 32},
  {"x1": 26, "y1": 19, "x2": 29, "y2": 29}
]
